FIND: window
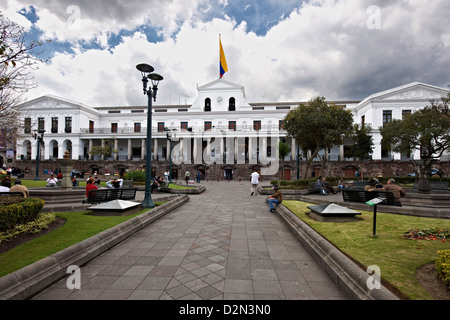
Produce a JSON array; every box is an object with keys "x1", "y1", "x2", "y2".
[
  {"x1": 229, "y1": 121, "x2": 236, "y2": 131},
  {"x1": 51, "y1": 117, "x2": 58, "y2": 133},
  {"x1": 181, "y1": 122, "x2": 189, "y2": 131},
  {"x1": 205, "y1": 98, "x2": 211, "y2": 112},
  {"x1": 204, "y1": 121, "x2": 212, "y2": 131},
  {"x1": 382, "y1": 110, "x2": 392, "y2": 126},
  {"x1": 229, "y1": 97, "x2": 236, "y2": 111},
  {"x1": 158, "y1": 122, "x2": 165, "y2": 132},
  {"x1": 134, "y1": 123, "x2": 141, "y2": 133},
  {"x1": 361, "y1": 115, "x2": 365, "y2": 126},
  {"x1": 65, "y1": 117, "x2": 72, "y2": 133},
  {"x1": 89, "y1": 120, "x2": 94, "y2": 133},
  {"x1": 402, "y1": 110, "x2": 411, "y2": 120},
  {"x1": 279, "y1": 120, "x2": 285, "y2": 130},
  {"x1": 253, "y1": 121, "x2": 262, "y2": 131},
  {"x1": 24, "y1": 118, "x2": 31, "y2": 134},
  {"x1": 38, "y1": 118, "x2": 45, "y2": 131},
  {"x1": 111, "y1": 123, "x2": 118, "y2": 133}
]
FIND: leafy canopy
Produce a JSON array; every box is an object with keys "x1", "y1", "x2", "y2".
[
  {"x1": 283, "y1": 96, "x2": 354, "y2": 158},
  {"x1": 380, "y1": 103, "x2": 450, "y2": 160}
]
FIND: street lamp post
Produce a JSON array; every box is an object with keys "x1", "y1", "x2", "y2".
[
  {"x1": 34, "y1": 129, "x2": 45, "y2": 181},
  {"x1": 137, "y1": 63, "x2": 164, "y2": 209}
]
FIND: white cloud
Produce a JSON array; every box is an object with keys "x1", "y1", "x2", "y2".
[{"x1": 2, "y1": 0, "x2": 449, "y2": 107}]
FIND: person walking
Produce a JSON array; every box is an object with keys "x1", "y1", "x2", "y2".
[
  {"x1": 250, "y1": 169, "x2": 259, "y2": 196},
  {"x1": 184, "y1": 170, "x2": 190, "y2": 185}
]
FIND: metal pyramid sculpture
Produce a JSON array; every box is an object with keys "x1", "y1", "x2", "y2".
[{"x1": 307, "y1": 203, "x2": 361, "y2": 217}]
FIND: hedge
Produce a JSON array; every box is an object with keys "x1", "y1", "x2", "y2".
[
  {"x1": 0, "y1": 198, "x2": 46, "y2": 231},
  {"x1": 436, "y1": 249, "x2": 450, "y2": 289},
  {"x1": 271, "y1": 176, "x2": 450, "y2": 188}
]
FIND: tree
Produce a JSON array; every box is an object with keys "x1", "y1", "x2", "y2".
[
  {"x1": 278, "y1": 140, "x2": 291, "y2": 180},
  {"x1": 380, "y1": 98, "x2": 450, "y2": 192},
  {"x1": 345, "y1": 124, "x2": 374, "y2": 179},
  {"x1": 283, "y1": 96, "x2": 354, "y2": 178},
  {"x1": 0, "y1": 12, "x2": 48, "y2": 129},
  {"x1": 90, "y1": 140, "x2": 118, "y2": 160}
]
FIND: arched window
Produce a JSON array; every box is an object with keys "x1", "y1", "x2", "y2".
[
  {"x1": 229, "y1": 97, "x2": 236, "y2": 111},
  {"x1": 205, "y1": 98, "x2": 211, "y2": 112}
]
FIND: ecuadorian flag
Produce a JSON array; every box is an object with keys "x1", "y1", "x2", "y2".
[{"x1": 219, "y1": 37, "x2": 228, "y2": 79}]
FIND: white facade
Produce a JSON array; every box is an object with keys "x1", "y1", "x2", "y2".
[{"x1": 15, "y1": 80, "x2": 449, "y2": 167}]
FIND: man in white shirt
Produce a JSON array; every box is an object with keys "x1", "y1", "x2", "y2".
[
  {"x1": 46, "y1": 175, "x2": 58, "y2": 187},
  {"x1": 250, "y1": 169, "x2": 260, "y2": 196}
]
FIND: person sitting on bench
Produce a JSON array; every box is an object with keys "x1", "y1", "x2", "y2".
[
  {"x1": 106, "y1": 179, "x2": 123, "y2": 189},
  {"x1": 369, "y1": 178, "x2": 405, "y2": 206}
]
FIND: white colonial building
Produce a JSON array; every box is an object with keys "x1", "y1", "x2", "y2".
[{"x1": 13, "y1": 79, "x2": 449, "y2": 179}]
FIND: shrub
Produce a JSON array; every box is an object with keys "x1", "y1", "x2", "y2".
[
  {"x1": 436, "y1": 250, "x2": 450, "y2": 289},
  {"x1": 124, "y1": 169, "x2": 146, "y2": 183},
  {"x1": 0, "y1": 198, "x2": 45, "y2": 231}
]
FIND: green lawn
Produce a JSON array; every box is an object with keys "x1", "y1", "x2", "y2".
[
  {"x1": 0, "y1": 205, "x2": 164, "y2": 278},
  {"x1": 283, "y1": 200, "x2": 450, "y2": 300},
  {"x1": 166, "y1": 183, "x2": 198, "y2": 190}
]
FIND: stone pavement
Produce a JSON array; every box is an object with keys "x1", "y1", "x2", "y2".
[{"x1": 32, "y1": 181, "x2": 346, "y2": 300}]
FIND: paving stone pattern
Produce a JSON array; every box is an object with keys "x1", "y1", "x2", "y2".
[{"x1": 33, "y1": 181, "x2": 346, "y2": 300}]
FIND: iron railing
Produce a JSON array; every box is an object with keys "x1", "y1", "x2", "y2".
[{"x1": 79, "y1": 125, "x2": 286, "y2": 135}]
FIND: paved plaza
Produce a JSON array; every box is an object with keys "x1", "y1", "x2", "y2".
[{"x1": 32, "y1": 181, "x2": 346, "y2": 300}]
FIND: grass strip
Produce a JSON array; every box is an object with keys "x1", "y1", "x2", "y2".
[
  {"x1": 0, "y1": 204, "x2": 164, "y2": 277},
  {"x1": 283, "y1": 200, "x2": 450, "y2": 300}
]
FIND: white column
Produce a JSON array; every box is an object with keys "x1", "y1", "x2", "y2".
[
  {"x1": 128, "y1": 138, "x2": 132, "y2": 160},
  {"x1": 154, "y1": 139, "x2": 158, "y2": 160},
  {"x1": 141, "y1": 139, "x2": 146, "y2": 160},
  {"x1": 115, "y1": 139, "x2": 119, "y2": 160}
]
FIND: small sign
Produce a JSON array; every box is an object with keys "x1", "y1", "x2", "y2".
[{"x1": 366, "y1": 197, "x2": 384, "y2": 206}]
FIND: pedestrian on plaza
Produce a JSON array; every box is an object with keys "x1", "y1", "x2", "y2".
[
  {"x1": 94, "y1": 177, "x2": 101, "y2": 186},
  {"x1": 164, "y1": 170, "x2": 170, "y2": 183},
  {"x1": 10, "y1": 179, "x2": 29, "y2": 198},
  {"x1": 46, "y1": 175, "x2": 58, "y2": 187},
  {"x1": 196, "y1": 170, "x2": 201, "y2": 183},
  {"x1": 184, "y1": 170, "x2": 190, "y2": 185},
  {"x1": 250, "y1": 169, "x2": 259, "y2": 196},
  {"x1": 85, "y1": 177, "x2": 98, "y2": 198},
  {"x1": 267, "y1": 185, "x2": 283, "y2": 213}
]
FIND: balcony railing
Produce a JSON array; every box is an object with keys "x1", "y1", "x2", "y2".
[{"x1": 80, "y1": 125, "x2": 286, "y2": 135}]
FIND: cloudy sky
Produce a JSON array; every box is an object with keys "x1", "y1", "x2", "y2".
[{"x1": 1, "y1": 0, "x2": 449, "y2": 107}]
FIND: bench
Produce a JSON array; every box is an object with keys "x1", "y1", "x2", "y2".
[
  {"x1": 348, "y1": 181, "x2": 368, "y2": 190},
  {"x1": 83, "y1": 188, "x2": 138, "y2": 204},
  {"x1": 342, "y1": 189, "x2": 397, "y2": 206},
  {"x1": 0, "y1": 192, "x2": 25, "y2": 197}
]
